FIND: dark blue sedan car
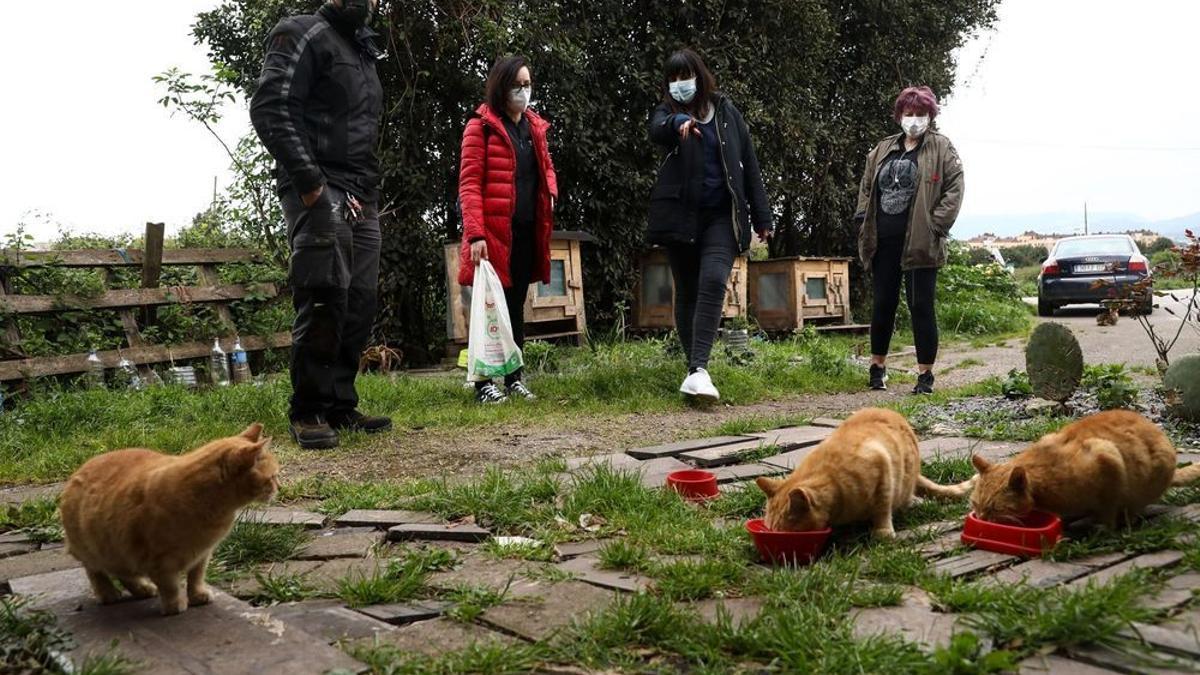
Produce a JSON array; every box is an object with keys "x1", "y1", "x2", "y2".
[{"x1": 1037, "y1": 234, "x2": 1153, "y2": 316}]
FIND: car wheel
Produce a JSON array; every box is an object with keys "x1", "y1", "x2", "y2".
[
  {"x1": 1037, "y1": 297, "x2": 1055, "y2": 317},
  {"x1": 1138, "y1": 300, "x2": 1153, "y2": 315}
]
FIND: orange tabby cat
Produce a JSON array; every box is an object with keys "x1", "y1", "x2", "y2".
[
  {"x1": 755, "y1": 408, "x2": 966, "y2": 538},
  {"x1": 59, "y1": 423, "x2": 279, "y2": 615},
  {"x1": 969, "y1": 410, "x2": 1196, "y2": 527}
]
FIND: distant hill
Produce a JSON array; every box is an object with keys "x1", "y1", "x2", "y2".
[{"x1": 953, "y1": 211, "x2": 1200, "y2": 241}]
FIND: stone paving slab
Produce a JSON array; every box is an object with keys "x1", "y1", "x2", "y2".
[
  {"x1": 266, "y1": 599, "x2": 396, "y2": 642},
  {"x1": 0, "y1": 541, "x2": 36, "y2": 559},
  {"x1": 918, "y1": 531, "x2": 966, "y2": 559},
  {"x1": 810, "y1": 417, "x2": 844, "y2": 428},
  {"x1": 1136, "y1": 572, "x2": 1200, "y2": 613},
  {"x1": 1122, "y1": 621, "x2": 1200, "y2": 659},
  {"x1": 851, "y1": 589, "x2": 965, "y2": 652},
  {"x1": 931, "y1": 549, "x2": 1017, "y2": 578},
  {"x1": 625, "y1": 435, "x2": 754, "y2": 460},
  {"x1": 1065, "y1": 550, "x2": 1184, "y2": 590},
  {"x1": 747, "y1": 426, "x2": 835, "y2": 450},
  {"x1": 565, "y1": 453, "x2": 643, "y2": 473},
  {"x1": 295, "y1": 530, "x2": 380, "y2": 560},
  {"x1": 759, "y1": 446, "x2": 818, "y2": 471},
  {"x1": 1019, "y1": 654, "x2": 1123, "y2": 674},
  {"x1": 693, "y1": 597, "x2": 764, "y2": 626},
  {"x1": 355, "y1": 600, "x2": 452, "y2": 625},
  {"x1": 0, "y1": 483, "x2": 63, "y2": 505},
  {"x1": 352, "y1": 617, "x2": 519, "y2": 658},
  {"x1": 334, "y1": 509, "x2": 441, "y2": 528},
  {"x1": 480, "y1": 580, "x2": 615, "y2": 641},
  {"x1": 989, "y1": 558, "x2": 1092, "y2": 588},
  {"x1": 679, "y1": 440, "x2": 776, "y2": 468},
  {"x1": 0, "y1": 530, "x2": 34, "y2": 544},
  {"x1": 556, "y1": 556, "x2": 652, "y2": 593},
  {"x1": 916, "y1": 437, "x2": 980, "y2": 459},
  {"x1": 387, "y1": 522, "x2": 490, "y2": 543},
  {"x1": 238, "y1": 506, "x2": 326, "y2": 529},
  {"x1": 225, "y1": 557, "x2": 382, "y2": 598},
  {"x1": 0, "y1": 547, "x2": 80, "y2": 588},
  {"x1": 426, "y1": 556, "x2": 546, "y2": 596},
  {"x1": 1066, "y1": 644, "x2": 1195, "y2": 674},
  {"x1": 14, "y1": 567, "x2": 365, "y2": 674},
  {"x1": 896, "y1": 520, "x2": 961, "y2": 543},
  {"x1": 554, "y1": 539, "x2": 615, "y2": 560},
  {"x1": 638, "y1": 457, "x2": 693, "y2": 488},
  {"x1": 711, "y1": 463, "x2": 785, "y2": 484}
]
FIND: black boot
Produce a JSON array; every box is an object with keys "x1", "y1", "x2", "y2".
[
  {"x1": 328, "y1": 410, "x2": 393, "y2": 434},
  {"x1": 289, "y1": 415, "x2": 339, "y2": 449}
]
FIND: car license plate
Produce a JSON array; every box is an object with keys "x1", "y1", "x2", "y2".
[{"x1": 1074, "y1": 263, "x2": 1107, "y2": 273}]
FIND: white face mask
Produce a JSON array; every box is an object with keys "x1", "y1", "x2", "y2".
[
  {"x1": 510, "y1": 86, "x2": 531, "y2": 111},
  {"x1": 669, "y1": 78, "x2": 697, "y2": 104},
  {"x1": 901, "y1": 115, "x2": 929, "y2": 137}
]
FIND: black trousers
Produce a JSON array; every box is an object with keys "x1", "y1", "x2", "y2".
[
  {"x1": 281, "y1": 185, "x2": 381, "y2": 420},
  {"x1": 870, "y1": 235, "x2": 939, "y2": 364},
  {"x1": 478, "y1": 222, "x2": 533, "y2": 388},
  {"x1": 667, "y1": 208, "x2": 738, "y2": 372}
]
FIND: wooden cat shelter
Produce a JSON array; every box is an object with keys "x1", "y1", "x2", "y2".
[
  {"x1": 444, "y1": 231, "x2": 594, "y2": 353},
  {"x1": 747, "y1": 256, "x2": 854, "y2": 331},
  {"x1": 631, "y1": 249, "x2": 748, "y2": 330}
]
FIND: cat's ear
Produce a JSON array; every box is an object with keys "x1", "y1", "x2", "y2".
[
  {"x1": 230, "y1": 438, "x2": 270, "y2": 472},
  {"x1": 788, "y1": 488, "x2": 812, "y2": 514},
  {"x1": 240, "y1": 423, "x2": 264, "y2": 442},
  {"x1": 755, "y1": 477, "x2": 781, "y2": 497},
  {"x1": 1008, "y1": 466, "x2": 1028, "y2": 493},
  {"x1": 971, "y1": 455, "x2": 992, "y2": 473}
]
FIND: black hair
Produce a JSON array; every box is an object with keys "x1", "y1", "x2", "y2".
[
  {"x1": 662, "y1": 48, "x2": 717, "y2": 117},
  {"x1": 485, "y1": 55, "x2": 530, "y2": 117}
]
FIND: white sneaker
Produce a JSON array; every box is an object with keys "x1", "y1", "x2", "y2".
[{"x1": 680, "y1": 368, "x2": 720, "y2": 401}]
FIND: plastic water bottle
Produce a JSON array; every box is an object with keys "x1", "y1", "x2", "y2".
[
  {"x1": 209, "y1": 338, "x2": 231, "y2": 386},
  {"x1": 84, "y1": 349, "x2": 106, "y2": 389},
  {"x1": 230, "y1": 336, "x2": 252, "y2": 385},
  {"x1": 116, "y1": 355, "x2": 144, "y2": 390}
]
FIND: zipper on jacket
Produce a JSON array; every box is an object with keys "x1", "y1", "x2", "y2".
[{"x1": 713, "y1": 108, "x2": 741, "y2": 245}]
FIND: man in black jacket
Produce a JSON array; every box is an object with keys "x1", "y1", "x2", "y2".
[{"x1": 250, "y1": 0, "x2": 391, "y2": 449}]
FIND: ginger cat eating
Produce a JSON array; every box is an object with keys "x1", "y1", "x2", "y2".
[
  {"x1": 970, "y1": 410, "x2": 1197, "y2": 527},
  {"x1": 755, "y1": 408, "x2": 966, "y2": 538},
  {"x1": 59, "y1": 423, "x2": 279, "y2": 615}
]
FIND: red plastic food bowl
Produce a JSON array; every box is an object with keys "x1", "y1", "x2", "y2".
[
  {"x1": 961, "y1": 510, "x2": 1063, "y2": 557},
  {"x1": 666, "y1": 470, "x2": 720, "y2": 501},
  {"x1": 745, "y1": 518, "x2": 832, "y2": 565}
]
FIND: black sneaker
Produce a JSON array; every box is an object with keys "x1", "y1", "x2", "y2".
[
  {"x1": 913, "y1": 371, "x2": 935, "y2": 395},
  {"x1": 289, "y1": 415, "x2": 339, "y2": 449},
  {"x1": 506, "y1": 380, "x2": 536, "y2": 400},
  {"x1": 869, "y1": 365, "x2": 888, "y2": 391},
  {"x1": 328, "y1": 410, "x2": 393, "y2": 434},
  {"x1": 475, "y1": 382, "x2": 508, "y2": 404}
]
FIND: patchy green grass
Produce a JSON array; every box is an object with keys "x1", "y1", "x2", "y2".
[
  {"x1": 249, "y1": 570, "x2": 319, "y2": 605},
  {"x1": 336, "y1": 562, "x2": 425, "y2": 608},
  {"x1": 0, "y1": 336, "x2": 871, "y2": 484},
  {"x1": 0, "y1": 496, "x2": 62, "y2": 544},
  {"x1": 1048, "y1": 516, "x2": 1200, "y2": 562},
  {"x1": 211, "y1": 521, "x2": 309, "y2": 571},
  {"x1": 1, "y1": 595, "x2": 139, "y2": 675},
  {"x1": 442, "y1": 584, "x2": 509, "y2": 623},
  {"x1": 597, "y1": 539, "x2": 651, "y2": 572},
  {"x1": 652, "y1": 557, "x2": 747, "y2": 601},
  {"x1": 708, "y1": 413, "x2": 811, "y2": 436}
]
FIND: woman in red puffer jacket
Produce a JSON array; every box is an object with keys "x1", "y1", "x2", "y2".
[{"x1": 458, "y1": 55, "x2": 558, "y2": 404}]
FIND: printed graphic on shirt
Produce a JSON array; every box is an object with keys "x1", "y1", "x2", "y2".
[{"x1": 878, "y1": 154, "x2": 918, "y2": 216}]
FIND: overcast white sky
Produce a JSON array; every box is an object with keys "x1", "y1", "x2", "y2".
[{"x1": 2, "y1": 0, "x2": 1197, "y2": 242}]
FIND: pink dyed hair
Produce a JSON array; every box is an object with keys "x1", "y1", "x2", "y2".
[{"x1": 893, "y1": 86, "x2": 939, "y2": 121}]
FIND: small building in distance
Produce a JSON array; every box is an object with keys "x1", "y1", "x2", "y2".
[{"x1": 964, "y1": 228, "x2": 1163, "y2": 250}]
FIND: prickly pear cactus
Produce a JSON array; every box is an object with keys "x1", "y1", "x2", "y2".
[
  {"x1": 1024, "y1": 322, "x2": 1083, "y2": 403},
  {"x1": 1163, "y1": 354, "x2": 1200, "y2": 422}
]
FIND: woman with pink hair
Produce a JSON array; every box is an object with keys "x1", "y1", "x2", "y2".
[{"x1": 854, "y1": 86, "x2": 964, "y2": 395}]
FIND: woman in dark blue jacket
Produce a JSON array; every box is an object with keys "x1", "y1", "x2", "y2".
[{"x1": 647, "y1": 49, "x2": 773, "y2": 401}]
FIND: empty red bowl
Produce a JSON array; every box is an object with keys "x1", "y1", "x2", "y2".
[
  {"x1": 666, "y1": 470, "x2": 720, "y2": 501},
  {"x1": 961, "y1": 510, "x2": 1063, "y2": 557},
  {"x1": 745, "y1": 518, "x2": 832, "y2": 565}
]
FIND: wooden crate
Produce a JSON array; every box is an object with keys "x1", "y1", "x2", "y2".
[
  {"x1": 444, "y1": 231, "x2": 594, "y2": 350},
  {"x1": 748, "y1": 257, "x2": 852, "y2": 331},
  {"x1": 631, "y1": 249, "x2": 748, "y2": 330}
]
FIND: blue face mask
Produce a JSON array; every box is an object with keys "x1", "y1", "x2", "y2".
[{"x1": 669, "y1": 78, "x2": 697, "y2": 104}]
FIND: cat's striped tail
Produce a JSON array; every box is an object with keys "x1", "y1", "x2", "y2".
[
  {"x1": 1172, "y1": 463, "x2": 1200, "y2": 486},
  {"x1": 916, "y1": 474, "x2": 976, "y2": 500}
]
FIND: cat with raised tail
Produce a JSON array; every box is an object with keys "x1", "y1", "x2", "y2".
[
  {"x1": 59, "y1": 423, "x2": 279, "y2": 615},
  {"x1": 755, "y1": 408, "x2": 969, "y2": 538},
  {"x1": 970, "y1": 410, "x2": 1198, "y2": 527}
]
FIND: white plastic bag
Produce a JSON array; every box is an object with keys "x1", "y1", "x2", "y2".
[{"x1": 466, "y1": 260, "x2": 524, "y2": 382}]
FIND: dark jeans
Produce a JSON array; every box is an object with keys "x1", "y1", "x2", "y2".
[
  {"x1": 477, "y1": 222, "x2": 533, "y2": 389},
  {"x1": 667, "y1": 208, "x2": 737, "y2": 372},
  {"x1": 280, "y1": 185, "x2": 381, "y2": 420},
  {"x1": 871, "y1": 235, "x2": 939, "y2": 364}
]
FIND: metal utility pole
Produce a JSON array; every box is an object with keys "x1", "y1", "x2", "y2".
[{"x1": 1083, "y1": 202, "x2": 1089, "y2": 235}]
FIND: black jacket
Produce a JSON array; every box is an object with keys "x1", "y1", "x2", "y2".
[
  {"x1": 646, "y1": 95, "x2": 772, "y2": 251},
  {"x1": 250, "y1": 5, "x2": 385, "y2": 202}
]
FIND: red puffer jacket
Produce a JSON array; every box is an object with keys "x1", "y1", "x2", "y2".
[{"x1": 457, "y1": 104, "x2": 558, "y2": 288}]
